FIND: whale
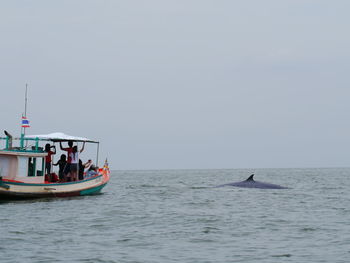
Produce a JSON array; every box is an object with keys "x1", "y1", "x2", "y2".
[{"x1": 217, "y1": 174, "x2": 288, "y2": 189}]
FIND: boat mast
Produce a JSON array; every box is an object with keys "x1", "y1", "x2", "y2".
[
  {"x1": 23, "y1": 84, "x2": 28, "y2": 135},
  {"x1": 20, "y1": 84, "x2": 28, "y2": 149}
]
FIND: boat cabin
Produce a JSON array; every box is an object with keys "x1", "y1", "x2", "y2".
[
  {"x1": 0, "y1": 132, "x2": 99, "y2": 184},
  {"x1": 0, "y1": 150, "x2": 47, "y2": 183}
]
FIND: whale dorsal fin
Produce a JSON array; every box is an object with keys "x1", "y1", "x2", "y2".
[{"x1": 246, "y1": 174, "x2": 255, "y2": 181}]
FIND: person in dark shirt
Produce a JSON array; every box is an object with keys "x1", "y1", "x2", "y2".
[
  {"x1": 53, "y1": 154, "x2": 67, "y2": 182},
  {"x1": 60, "y1": 141, "x2": 74, "y2": 181},
  {"x1": 78, "y1": 159, "x2": 85, "y2": 181}
]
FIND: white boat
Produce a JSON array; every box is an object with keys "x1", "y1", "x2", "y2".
[{"x1": 0, "y1": 132, "x2": 110, "y2": 199}]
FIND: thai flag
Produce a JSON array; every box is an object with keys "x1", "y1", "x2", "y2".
[{"x1": 21, "y1": 116, "x2": 30, "y2": 128}]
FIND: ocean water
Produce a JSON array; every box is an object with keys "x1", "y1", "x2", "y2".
[{"x1": 1, "y1": 168, "x2": 350, "y2": 263}]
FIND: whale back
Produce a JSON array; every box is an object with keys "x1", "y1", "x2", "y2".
[{"x1": 216, "y1": 174, "x2": 288, "y2": 189}]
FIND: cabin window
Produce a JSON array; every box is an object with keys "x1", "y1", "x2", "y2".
[
  {"x1": 27, "y1": 157, "x2": 44, "y2": 177},
  {"x1": 28, "y1": 158, "x2": 35, "y2": 177}
]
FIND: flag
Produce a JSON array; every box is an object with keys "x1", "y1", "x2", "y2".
[{"x1": 21, "y1": 116, "x2": 30, "y2": 128}]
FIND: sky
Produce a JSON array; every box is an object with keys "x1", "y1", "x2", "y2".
[{"x1": 1, "y1": 0, "x2": 350, "y2": 170}]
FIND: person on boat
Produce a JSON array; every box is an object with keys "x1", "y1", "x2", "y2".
[
  {"x1": 44, "y1": 143, "x2": 56, "y2": 180},
  {"x1": 69, "y1": 143, "x2": 85, "y2": 181},
  {"x1": 78, "y1": 159, "x2": 85, "y2": 181},
  {"x1": 60, "y1": 141, "x2": 74, "y2": 181},
  {"x1": 82, "y1": 159, "x2": 96, "y2": 178},
  {"x1": 84, "y1": 159, "x2": 93, "y2": 171},
  {"x1": 85, "y1": 164, "x2": 99, "y2": 179},
  {"x1": 53, "y1": 154, "x2": 67, "y2": 182}
]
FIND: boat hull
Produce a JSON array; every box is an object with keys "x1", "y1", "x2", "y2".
[{"x1": 0, "y1": 173, "x2": 110, "y2": 200}]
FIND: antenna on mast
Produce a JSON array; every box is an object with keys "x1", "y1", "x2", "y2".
[{"x1": 25, "y1": 83, "x2": 28, "y2": 117}]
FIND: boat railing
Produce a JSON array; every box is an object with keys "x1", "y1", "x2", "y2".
[{"x1": 0, "y1": 136, "x2": 43, "y2": 153}]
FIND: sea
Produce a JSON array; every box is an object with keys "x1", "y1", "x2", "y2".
[{"x1": 1, "y1": 168, "x2": 349, "y2": 263}]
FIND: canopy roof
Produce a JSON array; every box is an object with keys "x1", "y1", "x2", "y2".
[{"x1": 24, "y1": 132, "x2": 98, "y2": 143}]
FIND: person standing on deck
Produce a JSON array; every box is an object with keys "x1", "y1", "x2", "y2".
[
  {"x1": 45, "y1": 143, "x2": 56, "y2": 181},
  {"x1": 69, "y1": 142, "x2": 85, "y2": 181},
  {"x1": 53, "y1": 154, "x2": 67, "y2": 182},
  {"x1": 60, "y1": 141, "x2": 74, "y2": 181}
]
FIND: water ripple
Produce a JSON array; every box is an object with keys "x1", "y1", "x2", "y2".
[{"x1": 1, "y1": 168, "x2": 350, "y2": 263}]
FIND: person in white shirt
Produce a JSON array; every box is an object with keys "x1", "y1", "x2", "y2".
[{"x1": 69, "y1": 142, "x2": 85, "y2": 181}]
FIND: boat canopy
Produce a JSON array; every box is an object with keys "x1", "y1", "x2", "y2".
[{"x1": 24, "y1": 132, "x2": 98, "y2": 143}]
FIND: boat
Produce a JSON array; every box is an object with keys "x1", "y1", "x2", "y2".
[{"x1": 0, "y1": 131, "x2": 110, "y2": 199}]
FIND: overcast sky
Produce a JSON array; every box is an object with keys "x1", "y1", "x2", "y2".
[{"x1": 1, "y1": 1, "x2": 350, "y2": 170}]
